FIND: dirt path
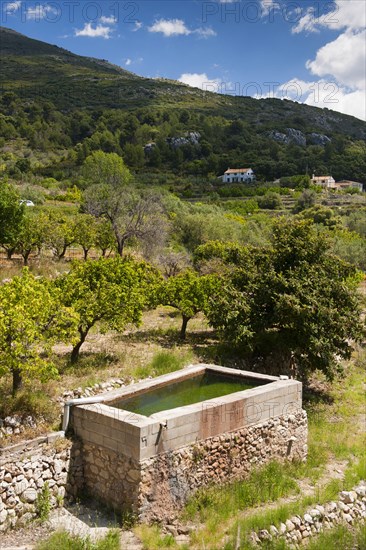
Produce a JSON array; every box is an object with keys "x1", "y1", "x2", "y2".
[{"x1": 0, "y1": 504, "x2": 143, "y2": 550}]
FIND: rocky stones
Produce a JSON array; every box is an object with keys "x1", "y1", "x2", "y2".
[
  {"x1": 285, "y1": 519, "x2": 295, "y2": 532},
  {"x1": 0, "y1": 415, "x2": 38, "y2": 439},
  {"x1": 269, "y1": 128, "x2": 332, "y2": 148},
  {"x1": 340, "y1": 490, "x2": 357, "y2": 504},
  {"x1": 252, "y1": 481, "x2": 366, "y2": 545},
  {"x1": 308, "y1": 133, "x2": 331, "y2": 146},
  {"x1": 0, "y1": 438, "x2": 82, "y2": 533},
  {"x1": 22, "y1": 488, "x2": 37, "y2": 503}
]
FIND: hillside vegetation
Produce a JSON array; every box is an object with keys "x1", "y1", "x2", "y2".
[{"x1": 1, "y1": 26, "x2": 366, "y2": 186}]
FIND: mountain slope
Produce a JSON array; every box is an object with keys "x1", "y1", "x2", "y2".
[
  {"x1": 1, "y1": 26, "x2": 365, "y2": 140},
  {"x1": 0, "y1": 27, "x2": 365, "y2": 184}
]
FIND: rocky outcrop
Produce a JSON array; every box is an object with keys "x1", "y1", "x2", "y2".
[
  {"x1": 269, "y1": 128, "x2": 306, "y2": 147},
  {"x1": 167, "y1": 131, "x2": 201, "y2": 148},
  {"x1": 308, "y1": 133, "x2": 331, "y2": 146},
  {"x1": 269, "y1": 130, "x2": 288, "y2": 144},
  {"x1": 269, "y1": 129, "x2": 332, "y2": 148},
  {"x1": 286, "y1": 128, "x2": 307, "y2": 147}
]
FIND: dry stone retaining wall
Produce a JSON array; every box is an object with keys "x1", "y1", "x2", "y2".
[
  {"x1": 77, "y1": 411, "x2": 307, "y2": 522},
  {"x1": 253, "y1": 483, "x2": 366, "y2": 546},
  {"x1": 0, "y1": 433, "x2": 83, "y2": 532}
]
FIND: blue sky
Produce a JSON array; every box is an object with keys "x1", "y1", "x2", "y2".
[{"x1": 2, "y1": 1, "x2": 365, "y2": 120}]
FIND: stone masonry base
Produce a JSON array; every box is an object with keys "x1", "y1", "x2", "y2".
[{"x1": 79, "y1": 410, "x2": 307, "y2": 522}]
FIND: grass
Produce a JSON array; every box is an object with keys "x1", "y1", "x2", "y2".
[
  {"x1": 184, "y1": 461, "x2": 300, "y2": 524},
  {"x1": 134, "y1": 525, "x2": 179, "y2": 550},
  {"x1": 131, "y1": 349, "x2": 194, "y2": 379},
  {"x1": 35, "y1": 530, "x2": 121, "y2": 550},
  {"x1": 305, "y1": 523, "x2": 366, "y2": 550}
]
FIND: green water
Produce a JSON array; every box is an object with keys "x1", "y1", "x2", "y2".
[{"x1": 113, "y1": 372, "x2": 266, "y2": 416}]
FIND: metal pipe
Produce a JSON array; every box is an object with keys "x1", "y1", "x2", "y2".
[{"x1": 62, "y1": 396, "x2": 107, "y2": 432}]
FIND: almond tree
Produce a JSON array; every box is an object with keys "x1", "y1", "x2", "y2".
[{"x1": 82, "y1": 151, "x2": 166, "y2": 256}]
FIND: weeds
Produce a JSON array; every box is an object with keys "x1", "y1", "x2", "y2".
[
  {"x1": 184, "y1": 461, "x2": 299, "y2": 524},
  {"x1": 131, "y1": 349, "x2": 193, "y2": 379},
  {"x1": 36, "y1": 482, "x2": 51, "y2": 522},
  {"x1": 35, "y1": 529, "x2": 121, "y2": 550},
  {"x1": 134, "y1": 525, "x2": 178, "y2": 550}
]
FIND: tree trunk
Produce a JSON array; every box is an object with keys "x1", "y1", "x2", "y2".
[
  {"x1": 23, "y1": 250, "x2": 31, "y2": 266},
  {"x1": 70, "y1": 329, "x2": 88, "y2": 364},
  {"x1": 58, "y1": 244, "x2": 68, "y2": 260},
  {"x1": 12, "y1": 368, "x2": 23, "y2": 396},
  {"x1": 117, "y1": 239, "x2": 124, "y2": 257},
  {"x1": 180, "y1": 315, "x2": 191, "y2": 340},
  {"x1": 83, "y1": 248, "x2": 89, "y2": 261},
  {"x1": 6, "y1": 247, "x2": 16, "y2": 260}
]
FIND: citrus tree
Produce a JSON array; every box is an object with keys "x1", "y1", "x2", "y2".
[
  {"x1": 0, "y1": 180, "x2": 25, "y2": 259},
  {"x1": 57, "y1": 256, "x2": 162, "y2": 363},
  {"x1": 0, "y1": 269, "x2": 79, "y2": 396},
  {"x1": 159, "y1": 270, "x2": 218, "y2": 339}
]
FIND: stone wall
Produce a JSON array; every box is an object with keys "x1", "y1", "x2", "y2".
[
  {"x1": 252, "y1": 483, "x2": 366, "y2": 546},
  {"x1": 81, "y1": 443, "x2": 141, "y2": 516},
  {"x1": 0, "y1": 433, "x2": 83, "y2": 532},
  {"x1": 78, "y1": 411, "x2": 307, "y2": 523}
]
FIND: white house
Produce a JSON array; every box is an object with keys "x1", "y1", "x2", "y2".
[
  {"x1": 220, "y1": 168, "x2": 255, "y2": 183},
  {"x1": 311, "y1": 174, "x2": 336, "y2": 188}
]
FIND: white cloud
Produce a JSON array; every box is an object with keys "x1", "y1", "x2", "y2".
[
  {"x1": 148, "y1": 18, "x2": 215, "y2": 38},
  {"x1": 132, "y1": 21, "x2": 143, "y2": 32},
  {"x1": 99, "y1": 15, "x2": 117, "y2": 25},
  {"x1": 288, "y1": 2, "x2": 365, "y2": 120},
  {"x1": 305, "y1": 86, "x2": 366, "y2": 121},
  {"x1": 26, "y1": 4, "x2": 58, "y2": 20},
  {"x1": 74, "y1": 23, "x2": 113, "y2": 39},
  {"x1": 260, "y1": 0, "x2": 280, "y2": 16},
  {"x1": 178, "y1": 73, "x2": 221, "y2": 92},
  {"x1": 194, "y1": 27, "x2": 217, "y2": 38},
  {"x1": 256, "y1": 78, "x2": 365, "y2": 121},
  {"x1": 4, "y1": 1, "x2": 21, "y2": 13},
  {"x1": 148, "y1": 18, "x2": 191, "y2": 37},
  {"x1": 124, "y1": 57, "x2": 143, "y2": 67},
  {"x1": 306, "y1": 30, "x2": 366, "y2": 90},
  {"x1": 292, "y1": 0, "x2": 366, "y2": 34}
]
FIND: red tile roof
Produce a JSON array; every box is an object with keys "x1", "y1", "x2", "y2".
[{"x1": 224, "y1": 168, "x2": 251, "y2": 174}]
